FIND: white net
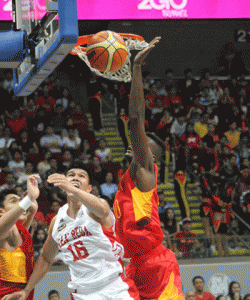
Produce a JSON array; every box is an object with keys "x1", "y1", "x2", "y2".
[{"x1": 72, "y1": 37, "x2": 149, "y2": 82}]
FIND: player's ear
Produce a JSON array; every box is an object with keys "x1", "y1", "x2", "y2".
[{"x1": 87, "y1": 185, "x2": 92, "y2": 194}]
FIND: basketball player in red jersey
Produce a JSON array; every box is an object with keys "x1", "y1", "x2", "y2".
[
  {"x1": 0, "y1": 175, "x2": 40, "y2": 300},
  {"x1": 113, "y1": 37, "x2": 185, "y2": 300}
]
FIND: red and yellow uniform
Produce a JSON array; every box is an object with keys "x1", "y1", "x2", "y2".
[
  {"x1": 0, "y1": 223, "x2": 34, "y2": 300},
  {"x1": 113, "y1": 165, "x2": 184, "y2": 300}
]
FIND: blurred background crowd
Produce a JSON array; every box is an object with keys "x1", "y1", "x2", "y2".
[{"x1": 0, "y1": 46, "x2": 250, "y2": 268}]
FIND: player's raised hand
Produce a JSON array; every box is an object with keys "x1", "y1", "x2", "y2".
[
  {"x1": 27, "y1": 174, "x2": 40, "y2": 202},
  {"x1": 2, "y1": 290, "x2": 28, "y2": 300},
  {"x1": 134, "y1": 36, "x2": 161, "y2": 66},
  {"x1": 47, "y1": 173, "x2": 75, "y2": 194}
]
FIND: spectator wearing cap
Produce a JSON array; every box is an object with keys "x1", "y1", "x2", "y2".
[
  {"x1": 193, "y1": 276, "x2": 216, "y2": 300},
  {"x1": 173, "y1": 218, "x2": 197, "y2": 259}
]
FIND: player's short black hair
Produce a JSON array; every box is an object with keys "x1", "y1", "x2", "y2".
[
  {"x1": 0, "y1": 188, "x2": 18, "y2": 208},
  {"x1": 65, "y1": 162, "x2": 93, "y2": 185},
  {"x1": 146, "y1": 132, "x2": 165, "y2": 150},
  {"x1": 192, "y1": 276, "x2": 204, "y2": 285},
  {"x1": 48, "y1": 289, "x2": 59, "y2": 299}
]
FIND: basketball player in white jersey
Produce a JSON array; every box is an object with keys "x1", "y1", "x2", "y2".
[{"x1": 2, "y1": 163, "x2": 139, "y2": 300}]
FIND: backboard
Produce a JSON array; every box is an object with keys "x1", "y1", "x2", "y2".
[{"x1": 10, "y1": 0, "x2": 78, "y2": 96}]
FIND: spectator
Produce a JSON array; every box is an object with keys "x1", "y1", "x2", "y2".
[
  {"x1": 164, "y1": 68, "x2": 178, "y2": 92},
  {"x1": 191, "y1": 238, "x2": 213, "y2": 259},
  {"x1": 35, "y1": 85, "x2": 56, "y2": 114},
  {"x1": 21, "y1": 98, "x2": 37, "y2": 124},
  {"x1": 31, "y1": 107, "x2": 50, "y2": 138},
  {"x1": 224, "y1": 122, "x2": 241, "y2": 150},
  {"x1": 165, "y1": 87, "x2": 183, "y2": 112},
  {"x1": 45, "y1": 200, "x2": 61, "y2": 226},
  {"x1": 170, "y1": 115, "x2": 187, "y2": 139},
  {"x1": 15, "y1": 184, "x2": 25, "y2": 198},
  {"x1": 0, "y1": 172, "x2": 16, "y2": 191},
  {"x1": 33, "y1": 227, "x2": 47, "y2": 261},
  {"x1": 67, "y1": 104, "x2": 89, "y2": 140},
  {"x1": 17, "y1": 162, "x2": 42, "y2": 186},
  {"x1": 0, "y1": 127, "x2": 15, "y2": 162},
  {"x1": 91, "y1": 182, "x2": 102, "y2": 198},
  {"x1": 91, "y1": 155, "x2": 106, "y2": 185},
  {"x1": 7, "y1": 109, "x2": 28, "y2": 138},
  {"x1": 16, "y1": 130, "x2": 39, "y2": 157},
  {"x1": 100, "y1": 171, "x2": 117, "y2": 204},
  {"x1": 50, "y1": 104, "x2": 68, "y2": 134},
  {"x1": 193, "y1": 276, "x2": 216, "y2": 300},
  {"x1": 194, "y1": 113, "x2": 209, "y2": 139},
  {"x1": 216, "y1": 296, "x2": 226, "y2": 300},
  {"x1": 44, "y1": 157, "x2": 60, "y2": 179},
  {"x1": 56, "y1": 87, "x2": 71, "y2": 111},
  {"x1": 95, "y1": 138, "x2": 112, "y2": 163},
  {"x1": 36, "y1": 151, "x2": 52, "y2": 178},
  {"x1": 227, "y1": 281, "x2": 243, "y2": 300},
  {"x1": 243, "y1": 295, "x2": 250, "y2": 300},
  {"x1": 8, "y1": 150, "x2": 26, "y2": 179},
  {"x1": 173, "y1": 217, "x2": 197, "y2": 259},
  {"x1": 152, "y1": 109, "x2": 174, "y2": 142},
  {"x1": 40, "y1": 126, "x2": 63, "y2": 154},
  {"x1": 186, "y1": 291, "x2": 197, "y2": 300},
  {"x1": 61, "y1": 149, "x2": 73, "y2": 172},
  {"x1": 48, "y1": 290, "x2": 60, "y2": 300},
  {"x1": 162, "y1": 207, "x2": 180, "y2": 251},
  {"x1": 62, "y1": 128, "x2": 81, "y2": 153},
  {"x1": 236, "y1": 134, "x2": 250, "y2": 160}
]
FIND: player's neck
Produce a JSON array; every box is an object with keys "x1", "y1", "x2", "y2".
[{"x1": 67, "y1": 200, "x2": 82, "y2": 219}]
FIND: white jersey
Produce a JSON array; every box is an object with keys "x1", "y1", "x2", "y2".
[{"x1": 52, "y1": 203, "x2": 124, "y2": 292}]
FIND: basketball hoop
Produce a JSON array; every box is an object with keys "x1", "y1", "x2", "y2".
[{"x1": 70, "y1": 33, "x2": 149, "y2": 82}]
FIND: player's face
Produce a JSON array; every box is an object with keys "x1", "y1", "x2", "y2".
[
  {"x1": 66, "y1": 169, "x2": 92, "y2": 193},
  {"x1": 1, "y1": 194, "x2": 27, "y2": 223}
]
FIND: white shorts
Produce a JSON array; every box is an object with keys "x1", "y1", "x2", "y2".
[{"x1": 70, "y1": 275, "x2": 139, "y2": 300}]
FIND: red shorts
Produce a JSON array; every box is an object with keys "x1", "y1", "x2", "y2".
[
  {"x1": 0, "y1": 280, "x2": 34, "y2": 300},
  {"x1": 126, "y1": 245, "x2": 184, "y2": 300}
]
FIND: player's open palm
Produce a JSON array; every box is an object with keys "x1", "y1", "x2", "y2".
[
  {"x1": 2, "y1": 290, "x2": 28, "y2": 300},
  {"x1": 27, "y1": 174, "x2": 40, "y2": 202},
  {"x1": 134, "y1": 36, "x2": 161, "y2": 66}
]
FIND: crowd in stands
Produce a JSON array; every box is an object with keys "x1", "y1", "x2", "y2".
[
  {"x1": 185, "y1": 276, "x2": 250, "y2": 300},
  {"x1": 1, "y1": 62, "x2": 250, "y2": 262}
]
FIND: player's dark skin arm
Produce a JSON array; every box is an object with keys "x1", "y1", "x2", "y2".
[{"x1": 129, "y1": 37, "x2": 161, "y2": 192}]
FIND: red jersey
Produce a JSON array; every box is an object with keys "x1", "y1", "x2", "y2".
[
  {"x1": 0, "y1": 223, "x2": 34, "y2": 300},
  {"x1": 113, "y1": 164, "x2": 163, "y2": 258}
]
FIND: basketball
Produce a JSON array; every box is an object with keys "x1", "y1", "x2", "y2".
[{"x1": 86, "y1": 31, "x2": 128, "y2": 73}]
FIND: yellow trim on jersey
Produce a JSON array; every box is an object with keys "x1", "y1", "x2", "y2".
[
  {"x1": 159, "y1": 272, "x2": 184, "y2": 300},
  {"x1": 131, "y1": 187, "x2": 154, "y2": 222},
  {"x1": 0, "y1": 247, "x2": 27, "y2": 283}
]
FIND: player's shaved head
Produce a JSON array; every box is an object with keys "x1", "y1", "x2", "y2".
[{"x1": 146, "y1": 132, "x2": 165, "y2": 163}]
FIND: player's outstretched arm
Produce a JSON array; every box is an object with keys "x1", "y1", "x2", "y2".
[
  {"x1": 22, "y1": 174, "x2": 40, "y2": 230},
  {"x1": 2, "y1": 217, "x2": 59, "y2": 300},
  {"x1": 129, "y1": 37, "x2": 161, "y2": 169},
  {"x1": 0, "y1": 175, "x2": 40, "y2": 240}
]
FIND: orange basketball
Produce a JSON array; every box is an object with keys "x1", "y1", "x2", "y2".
[{"x1": 86, "y1": 31, "x2": 128, "y2": 73}]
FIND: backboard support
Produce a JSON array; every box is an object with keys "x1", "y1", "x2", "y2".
[{"x1": 9, "y1": 0, "x2": 78, "y2": 96}]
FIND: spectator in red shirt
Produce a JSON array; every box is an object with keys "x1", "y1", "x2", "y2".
[
  {"x1": 7, "y1": 109, "x2": 27, "y2": 138},
  {"x1": 173, "y1": 217, "x2": 197, "y2": 259},
  {"x1": 45, "y1": 200, "x2": 61, "y2": 226},
  {"x1": 193, "y1": 276, "x2": 216, "y2": 300},
  {"x1": 35, "y1": 85, "x2": 56, "y2": 113}
]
